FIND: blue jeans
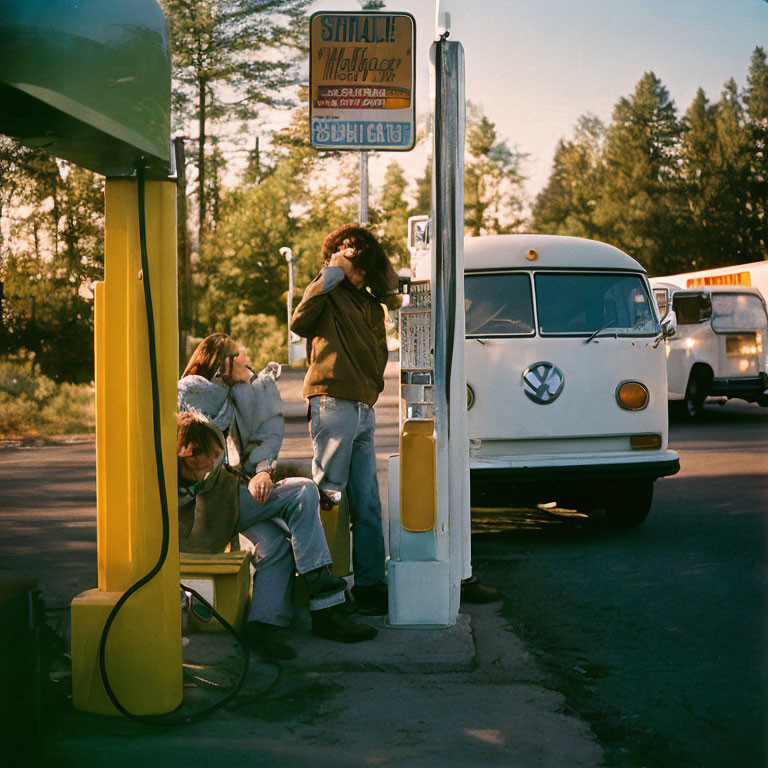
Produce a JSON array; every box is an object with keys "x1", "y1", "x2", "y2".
[
  {"x1": 237, "y1": 478, "x2": 336, "y2": 626},
  {"x1": 309, "y1": 395, "x2": 386, "y2": 587}
]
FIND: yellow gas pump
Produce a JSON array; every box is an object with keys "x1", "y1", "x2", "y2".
[{"x1": 0, "y1": 1, "x2": 183, "y2": 715}]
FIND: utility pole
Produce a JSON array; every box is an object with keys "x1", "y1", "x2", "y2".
[
  {"x1": 359, "y1": 150, "x2": 369, "y2": 224},
  {"x1": 173, "y1": 136, "x2": 193, "y2": 370},
  {"x1": 280, "y1": 246, "x2": 294, "y2": 363}
]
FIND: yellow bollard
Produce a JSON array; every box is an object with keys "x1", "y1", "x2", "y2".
[{"x1": 71, "y1": 179, "x2": 182, "y2": 716}]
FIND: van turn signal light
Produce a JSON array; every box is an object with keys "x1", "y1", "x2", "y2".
[
  {"x1": 616, "y1": 381, "x2": 649, "y2": 410},
  {"x1": 630, "y1": 434, "x2": 662, "y2": 449}
]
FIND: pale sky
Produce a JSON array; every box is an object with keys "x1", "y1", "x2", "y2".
[{"x1": 306, "y1": 0, "x2": 768, "y2": 210}]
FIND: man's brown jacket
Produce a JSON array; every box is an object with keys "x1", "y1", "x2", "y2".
[{"x1": 290, "y1": 267, "x2": 388, "y2": 408}]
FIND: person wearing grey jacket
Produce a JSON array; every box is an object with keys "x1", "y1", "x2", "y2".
[{"x1": 178, "y1": 333, "x2": 376, "y2": 658}]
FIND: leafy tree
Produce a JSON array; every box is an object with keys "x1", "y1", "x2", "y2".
[
  {"x1": 531, "y1": 114, "x2": 605, "y2": 238},
  {"x1": 161, "y1": 0, "x2": 311, "y2": 248},
  {"x1": 413, "y1": 155, "x2": 432, "y2": 216},
  {"x1": 0, "y1": 144, "x2": 104, "y2": 382},
  {"x1": 230, "y1": 311, "x2": 286, "y2": 370},
  {"x1": 464, "y1": 105, "x2": 527, "y2": 236}
]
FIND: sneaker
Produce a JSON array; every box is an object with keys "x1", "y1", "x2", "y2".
[
  {"x1": 241, "y1": 620, "x2": 297, "y2": 660},
  {"x1": 304, "y1": 565, "x2": 347, "y2": 600},
  {"x1": 350, "y1": 583, "x2": 388, "y2": 615},
  {"x1": 311, "y1": 604, "x2": 378, "y2": 643},
  {"x1": 460, "y1": 576, "x2": 501, "y2": 604}
]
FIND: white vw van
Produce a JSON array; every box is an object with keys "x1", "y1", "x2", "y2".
[
  {"x1": 404, "y1": 229, "x2": 680, "y2": 527},
  {"x1": 649, "y1": 280, "x2": 768, "y2": 416}
]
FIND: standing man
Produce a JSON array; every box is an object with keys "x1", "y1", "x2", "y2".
[{"x1": 290, "y1": 224, "x2": 400, "y2": 615}]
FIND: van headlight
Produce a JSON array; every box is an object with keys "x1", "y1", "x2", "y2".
[
  {"x1": 467, "y1": 383, "x2": 475, "y2": 410},
  {"x1": 616, "y1": 381, "x2": 649, "y2": 410}
]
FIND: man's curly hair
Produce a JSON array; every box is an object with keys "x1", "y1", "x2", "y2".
[{"x1": 322, "y1": 223, "x2": 399, "y2": 299}]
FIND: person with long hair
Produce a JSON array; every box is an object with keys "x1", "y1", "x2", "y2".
[
  {"x1": 178, "y1": 333, "x2": 376, "y2": 659},
  {"x1": 290, "y1": 224, "x2": 401, "y2": 615}
]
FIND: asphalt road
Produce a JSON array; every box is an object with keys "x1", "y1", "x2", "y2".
[
  {"x1": 470, "y1": 399, "x2": 768, "y2": 767},
  {"x1": 1, "y1": 382, "x2": 765, "y2": 767}
]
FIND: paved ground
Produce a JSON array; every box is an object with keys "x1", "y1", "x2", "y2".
[{"x1": 0, "y1": 360, "x2": 603, "y2": 767}]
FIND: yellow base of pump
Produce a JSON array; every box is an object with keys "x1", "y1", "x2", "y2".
[
  {"x1": 320, "y1": 504, "x2": 350, "y2": 577},
  {"x1": 71, "y1": 586, "x2": 183, "y2": 716},
  {"x1": 180, "y1": 550, "x2": 251, "y2": 633}
]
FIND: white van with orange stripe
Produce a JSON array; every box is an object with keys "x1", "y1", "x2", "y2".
[{"x1": 405, "y1": 228, "x2": 680, "y2": 526}]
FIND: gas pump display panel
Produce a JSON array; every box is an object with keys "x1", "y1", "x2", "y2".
[
  {"x1": 400, "y1": 281, "x2": 434, "y2": 420},
  {"x1": 309, "y1": 12, "x2": 416, "y2": 151}
]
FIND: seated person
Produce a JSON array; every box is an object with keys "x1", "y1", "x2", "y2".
[{"x1": 177, "y1": 410, "x2": 376, "y2": 660}]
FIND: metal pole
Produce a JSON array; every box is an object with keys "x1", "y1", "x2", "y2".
[
  {"x1": 359, "y1": 150, "x2": 369, "y2": 224},
  {"x1": 280, "y1": 247, "x2": 293, "y2": 363}
]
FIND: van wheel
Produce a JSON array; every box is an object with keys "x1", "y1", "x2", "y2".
[
  {"x1": 683, "y1": 371, "x2": 708, "y2": 418},
  {"x1": 604, "y1": 481, "x2": 653, "y2": 527}
]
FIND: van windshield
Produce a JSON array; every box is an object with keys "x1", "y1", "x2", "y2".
[
  {"x1": 711, "y1": 293, "x2": 767, "y2": 331},
  {"x1": 464, "y1": 273, "x2": 534, "y2": 335},
  {"x1": 535, "y1": 272, "x2": 659, "y2": 336}
]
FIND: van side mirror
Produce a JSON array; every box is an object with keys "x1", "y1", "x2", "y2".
[{"x1": 653, "y1": 288, "x2": 670, "y2": 321}]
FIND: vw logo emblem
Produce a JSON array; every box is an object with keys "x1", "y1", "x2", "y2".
[{"x1": 522, "y1": 362, "x2": 564, "y2": 404}]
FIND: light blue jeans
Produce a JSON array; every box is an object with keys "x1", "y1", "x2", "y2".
[
  {"x1": 309, "y1": 395, "x2": 386, "y2": 587},
  {"x1": 237, "y1": 478, "x2": 336, "y2": 627}
]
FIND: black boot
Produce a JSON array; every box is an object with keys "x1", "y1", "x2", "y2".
[
  {"x1": 461, "y1": 576, "x2": 501, "y2": 604},
  {"x1": 241, "y1": 620, "x2": 297, "y2": 660},
  {"x1": 311, "y1": 604, "x2": 378, "y2": 643},
  {"x1": 304, "y1": 564, "x2": 347, "y2": 600}
]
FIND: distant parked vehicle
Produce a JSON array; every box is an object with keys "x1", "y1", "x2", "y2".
[
  {"x1": 654, "y1": 261, "x2": 768, "y2": 302},
  {"x1": 650, "y1": 280, "x2": 768, "y2": 417}
]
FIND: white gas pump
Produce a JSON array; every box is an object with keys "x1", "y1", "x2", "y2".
[{"x1": 387, "y1": 18, "x2": 471, "y2": 627}]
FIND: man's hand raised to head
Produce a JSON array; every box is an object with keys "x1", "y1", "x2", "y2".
[{"x1": 328, "y1": 248, "x2": 366, "y2": 289}]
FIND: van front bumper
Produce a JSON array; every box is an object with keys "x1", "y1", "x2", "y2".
[
  {"x1": 470, "y1": 450, "x2": 680, "y2": 488},
  {"x1": 710, "y1": 373, "x2": 768, "y2": 405}
]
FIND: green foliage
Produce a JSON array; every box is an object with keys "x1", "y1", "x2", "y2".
[
  {"x1": 229, "y1": 312, "x2": 287, "y2": 371},
  {"x1": 0, "y1": 357, "x2": 94, "y2": 438},
  {"x1": 464, "y1": 104, "x2": 527, "y2": 236},
  {"x1": 378, "y1": 161, "x2": 411, "y2": 268},
  {"x1": 532, "y1": 50, "x2": 768, "y2": 273},
  {"x1": 161, "y1": 0, "x2": 311, "y2": 245},
  {"x1": 0, "y1": 140, "x2": 103, "y2": 383},
  {"x1": 532, "y1": 114, "x2": 605, "y2": 238}
]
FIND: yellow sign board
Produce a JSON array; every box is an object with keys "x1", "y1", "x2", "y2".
[{"x1": 309, "y1": 12, "x2": 416, "y2": 151}]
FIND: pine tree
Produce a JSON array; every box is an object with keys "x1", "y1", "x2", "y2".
[
  {"x1": 679, "y1": 88, "x2": 722, "y2": 268},
  {"x1": 711, "y1": 78, "x2": 754, "y2": 263},
  {"x1": 162, "y1": 0, "x2": 310, "y2": 250},
  {"x1": 413, "y1": 156, "x2": 432, "y2": 216},
  {"x1": 594, "y1": 72, "x2": 687, "y2": 274},
  {"x1": 378, "y1": 161, "x2": 411, "y2": 268},
  {"x1": 744, "y1": 47, "x2": 768, "y2": 257},
  {"x1": 464, "y1": 106, "x2": 527, "y2": 236},
  {"x1": 531, "y1": 114, "x2": 605, "y2": 238}
]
